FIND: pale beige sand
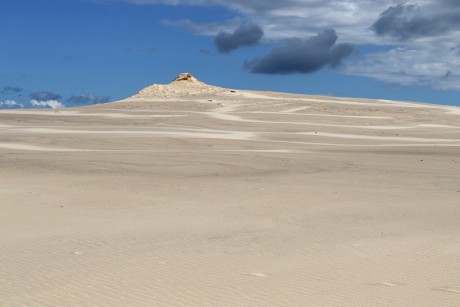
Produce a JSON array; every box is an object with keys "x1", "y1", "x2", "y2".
[{"x1": 1, "y1": 75, "x2": 460, "y2": 306}]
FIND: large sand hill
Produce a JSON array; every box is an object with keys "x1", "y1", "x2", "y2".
[{"x1": 1, "y1": 73, "x2": 459, "y2": 306}]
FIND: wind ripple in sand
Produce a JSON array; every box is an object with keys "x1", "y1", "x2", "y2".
[
  {"x1": 0, "y1": 110, "x2": 186, "y2": 119},
  {"x1": 205, "y1": 112, "x2": 459, "y2": 130},
  {"x1": 298, "y1": 132, "x2": 460, "y2": 143},
  {"x1": 2, "y1": 117, "x2": 459, "y2": 150},
  {"x1": 238, "y1": 91, "x2": 440, "y2": 108},
  {"x1": 0, "y1": 143, "x2": 79, "y2": 152},
  {"x1": 279, "y1": 106, "x2": 311, "y2": 113},
  {"x1": 4, "y1": 127, "x2": 257, "y2": 141},
  {"x1": 248, "y1": 111, "x2": 393, "y2": 119}
]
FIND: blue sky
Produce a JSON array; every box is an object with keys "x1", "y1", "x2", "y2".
[{"x1": 1, "y1": 0, "x2": 459, "y2": 109}]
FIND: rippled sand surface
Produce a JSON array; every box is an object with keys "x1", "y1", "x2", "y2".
[{"x1": 1, "y1": 86, "x2": 459, "y2": 306}]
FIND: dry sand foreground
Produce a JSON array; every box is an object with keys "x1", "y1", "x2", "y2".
[{"x1": 1, "y1": 74, "x2": 460, "y2": 306}]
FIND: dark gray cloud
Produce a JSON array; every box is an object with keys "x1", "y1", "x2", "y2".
[
  {"x1": 215, "y1": 24, "x2": 264, "y2": 53},
  {"x1": 30, "y1": 91, "x2": 61, "y2": 101},
  {"x1": 1, "y1": 86, "x2": 22, "y2": 95},
  {"x1": 244, "y1": 29, "x2": 354, "y2": 74},
  {"x1": 67, "y1": 94, "x2": 111, "y2": 105},
  {"x1": 372, "y1": 2, "x2": 460, "y2": 41}
]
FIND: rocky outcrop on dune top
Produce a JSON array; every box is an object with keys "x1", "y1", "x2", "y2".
[{"x1": 129, "y1": 73, "x2": 224, "y2": 99}]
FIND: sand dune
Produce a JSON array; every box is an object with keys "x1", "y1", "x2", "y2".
[{"x1": 1, "y1": 74, "x2": 459, "y2": 306}]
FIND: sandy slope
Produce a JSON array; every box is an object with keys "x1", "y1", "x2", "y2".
[{"x1": 1, "y1": 75, "x2": 459, "y2": 306}]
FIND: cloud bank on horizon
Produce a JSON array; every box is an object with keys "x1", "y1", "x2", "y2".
[
  {"x1": 0, "y1": 86, "x2": 111, "y2": 109},
  {"x1": 128, "y1": 0, "x2": 460, "y2": 91}
]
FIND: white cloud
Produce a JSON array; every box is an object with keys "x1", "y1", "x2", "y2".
[
  {"x1": 0, "y1": 100, "x2": 24, "y2": 109},
  {"x1": 344, "y1": 41, "x2": 460, "y2": 90},
  {"x1": 30, "y1": 100, "x2": 64, "y2": 109},
  {"x1": 120, "y1": 0, "x2": 396, "y2": 43},
  {"x1": 118, "y1": 0, "x2": 460, "y2": 45},
  {"x1": 161, "y1": 17, "x2": 242, "y2": 36},
  {"x1": 0, "y1": 99, "x2": 65, "y2": 109},
  {"x1": 117, "y1": 0, "x2": 460, "y2": 90}
]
